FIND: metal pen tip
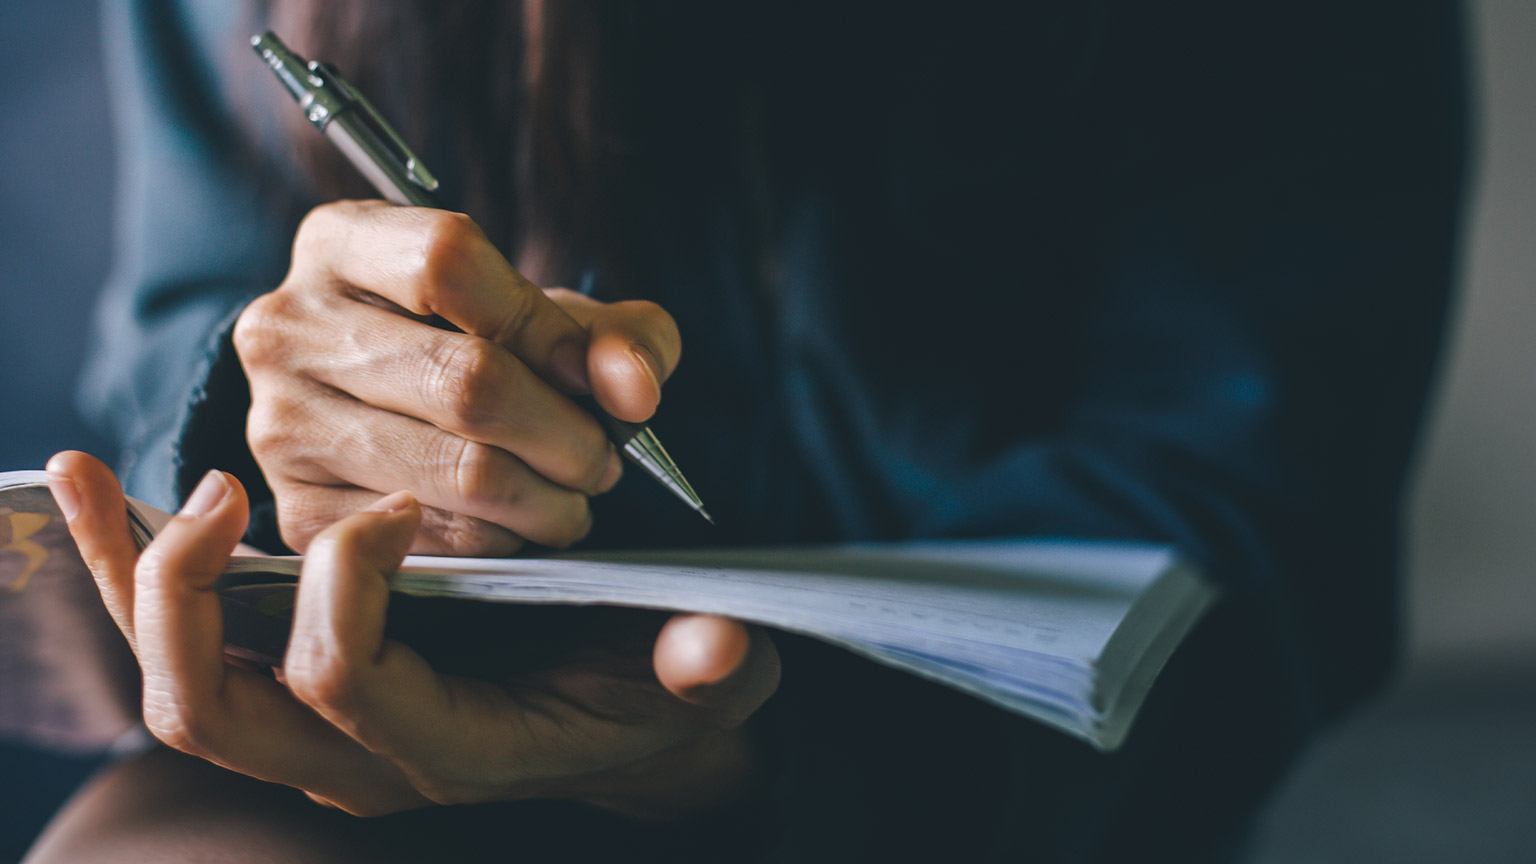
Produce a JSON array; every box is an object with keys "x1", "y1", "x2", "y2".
[{"x1": 617, "y1": 427, "x2": 713, "y2": 526}]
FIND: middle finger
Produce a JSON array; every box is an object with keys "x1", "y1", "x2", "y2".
[
  {"x1": 298, "y1": 298, "x2": 619, "y2": 496},
  {"x1": 276, "y1": 392, "x2": 595, "y2": 549}
]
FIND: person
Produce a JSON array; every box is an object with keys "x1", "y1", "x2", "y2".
[{"x1": 29, "y1": 0, "x2": 1465, "y2": 861}]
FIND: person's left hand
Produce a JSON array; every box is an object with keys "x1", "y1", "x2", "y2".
[{"x1": 45, "y1": 450, "x2": 780, "y2": 819}]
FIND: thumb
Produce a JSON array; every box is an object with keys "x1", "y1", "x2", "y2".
[
  {"x1": 652, "y1": 615, "x2": 780, "y2": 727},
  {"x1": 584, "y1": 301, "x2": 681, "y2": 424}
]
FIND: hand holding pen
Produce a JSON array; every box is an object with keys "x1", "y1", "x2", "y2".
[{"x1": 234, "y1": 33, "x2": 707, "y2": 556}]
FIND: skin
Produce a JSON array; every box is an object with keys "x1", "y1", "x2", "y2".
[
  {"x1": 233, "y1": 199, "x2": 684, "y2": 555},
  {"x1": 27, "y1": 204, "x2": 777, "y2": 860},
  {"x1": 43, "y1": 450, "x2": 780, "y2": 825}
]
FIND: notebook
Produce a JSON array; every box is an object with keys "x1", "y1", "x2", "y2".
[{"x1": 1, "y1": 470, "x2": 1214, "y2": 751}]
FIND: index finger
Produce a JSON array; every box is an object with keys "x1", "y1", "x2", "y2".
[{"x1": 294, "y1": 200, "x2": 590, "y2": 392}]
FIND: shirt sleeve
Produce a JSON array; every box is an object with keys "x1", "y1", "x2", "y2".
[{"x1": 79, "y1": 0, "x2": 293, "y2": 522}]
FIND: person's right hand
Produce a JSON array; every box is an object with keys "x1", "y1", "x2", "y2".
[{"x1": 233, "y1": 200, "x2": 682, "y2": 555}]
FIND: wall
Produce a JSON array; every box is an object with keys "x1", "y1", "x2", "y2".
[{"x1": 1407, "y1": 0, "x2": 1536, "y2": 672}]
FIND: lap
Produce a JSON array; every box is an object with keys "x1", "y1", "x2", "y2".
[
  {"x1": 24, "y1": 610, "x2": 1304, "y2": 864},
  {"x1": 23, "y1": 746, "x2": 663, "y2": 864}
]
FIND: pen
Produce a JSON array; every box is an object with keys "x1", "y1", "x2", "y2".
[{"x1": 251, "y1": 31, "x2": 712, "y2": 524}]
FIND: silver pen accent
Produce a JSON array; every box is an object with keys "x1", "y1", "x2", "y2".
[{"x1": 253, "y1": 32, "x2": 712, "y2": 524}]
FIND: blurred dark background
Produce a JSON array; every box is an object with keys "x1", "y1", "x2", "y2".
[
  {"x1": 0, "y1": 2, "x2": 116, "y2": 471},
  {"x1": 0, "y1": 2, "x2": 1532, "y2": 861},
  {"x1": 0, "y1": 3, "x2": 117, "y2": 861}
]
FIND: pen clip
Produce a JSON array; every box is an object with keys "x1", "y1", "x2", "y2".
[{"x1": 308, "y1": 62, "x2": 439, "y2": 194}]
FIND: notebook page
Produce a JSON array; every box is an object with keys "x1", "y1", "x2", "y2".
[{"x1": 389, "y1": 541, "x2": 1177, "y2": 664}]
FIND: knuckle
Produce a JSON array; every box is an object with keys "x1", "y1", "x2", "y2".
[
  {"x1": 429, "y1": 339, "x2": 507, "y2": 435},
  {"x1": 246, "y1": 394, "x2": 311, "y2": 462},
  {"x1": 299, "y1": 199, "x2": 364, "y2": 238},
  {"x1": 232, "y1": 292, "x2": 295, "y2": 367},
  {"x1": 277, "y1": 519, "x2": 319, "y2": 555},
  {"x1": 290, "y1": 206, "x2": 327, "y2": 258},
  {"x1": 133, "y1": 544, "x2": 171, "y2": 588},
  {"x1": 432, "y1": 510, "x2": 522, "y2": 557},
  {"x1": 245, "y1": 417, "x2": 284, "y2": 462},
  {"x1": 142, "y1": 696, "x2": 218, "y2": 757},
  {"x1": 273, "y1": 492, "x2": 333, "y2": 554},
  {"x1": 244, "y1": 400, "x2": 286, "y2": 452},
  {"x1": 284, "y1": 642, "x2": 362, "y2": 714},
  {"x1": 447, "y1": 438, "x2": 513, "y2": 506},
  {"x1": 415, "y1": 211, "x2": 482, "y2": 304},
  {"x1": 292, "y1": 200, "x2": 352, "y2": 262}
]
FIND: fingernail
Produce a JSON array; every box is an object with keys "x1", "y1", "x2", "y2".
[
  {"x1": 628, "y1": 344, "x2": 662, "y2": 399},
  {"x1": 180, "y1": 471, "x2": 230, "y2": 518},
  {"x1": 46, "y1": 473, "x2": 81, "y2": 521},
  {"x1": 599, "y1": 444, "x2": 624, "y2": 492},
  {"x1": 550, "y1": 339, "x2": 590, "y2": 393},
  {"x1": 366, "y1": 490, "x2": 416, "y2": 513}
]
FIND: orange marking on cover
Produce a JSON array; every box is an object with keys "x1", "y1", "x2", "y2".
[{"x1": 2, "y1": 511, "x2": 52, "y2": 592}]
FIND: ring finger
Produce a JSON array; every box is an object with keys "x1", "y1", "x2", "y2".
[{"x1": 263, "y1": 390, "x2": 593, "y2": 549}]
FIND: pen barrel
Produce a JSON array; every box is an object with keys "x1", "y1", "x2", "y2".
[
  {"x1": 251, "y1": 29, "x2": 708, "y2": 521},
  {"x1": 324, "y1": 117, "x2": 439, "y2": 208},
  {"x1": 572, "y1": 396, "x2": 706, "y2": 514}
]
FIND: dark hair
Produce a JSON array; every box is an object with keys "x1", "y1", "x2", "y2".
[{"x1": 265, "y1": 0, "x2": 705, "y2": 291}]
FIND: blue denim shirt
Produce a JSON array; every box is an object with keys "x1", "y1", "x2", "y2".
[{"x1": 80, "y1": 1, "x2": 1466, "y2": 860}]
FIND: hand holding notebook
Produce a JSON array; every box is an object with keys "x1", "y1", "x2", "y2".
[
  {"x1": 13, "y1": 453, "x2": 777, "y2": 818},
  {"x1": 4, "y1": 458, "x2": 1212, "y2": 758}
]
